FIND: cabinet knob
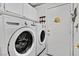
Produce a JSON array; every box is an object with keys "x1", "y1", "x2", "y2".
[
  {"x1": 75, "y1": 43, "x2": 79, "y2": 48},
  {"x1": 77, "y1": 44, "x2": 79, "y2": 48}
]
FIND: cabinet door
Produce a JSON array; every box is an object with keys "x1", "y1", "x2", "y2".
[
  {"x1": 5, "y1": 3, "x2": 23, "y2": 15},
  {"x1": 74, "y1": 4, "x2": 79, "y2": 56},
  {"x1": 46, "y1": 4, "x2": 72, "y2": 56},
  {"x1": 0, "y1": 3, "x2": 4, "y2": 11},
  {"x1": 23, "y1": 4, "x2": 37, "y2": 20}
]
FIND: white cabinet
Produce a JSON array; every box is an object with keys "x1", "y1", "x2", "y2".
[
  {"x1": 4, "y1": 3, "x2": 37, "y2": 21},
  {"x1": 74, "y1": 4, "x2": 79, "y2": 56},
  {"x1": 5, "y1": 3, "x2": 24, "y2": 15},
  {"x1": 35, "y1": 4, "x2": 47, "y2": 22},
  {"x1": 0, "y1": 3, "x2": 4, "y2": 11},
  {"x1": 46, "y1": 4, "x2": 72, "y2": 56},
  {"x1": 23, "y1": 4, "x2": 37, "y2": 21}
]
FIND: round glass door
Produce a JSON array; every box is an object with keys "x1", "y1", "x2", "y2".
[
  {"x1": 15, "y1": 31, "x2": 33, "y2": 54},
  {"x1": 40, "y1": 30, "x2": 45, "y2": 43}
]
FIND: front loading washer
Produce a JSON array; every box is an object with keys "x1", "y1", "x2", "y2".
[
  {"x1": 0, "y1": 15, "x2": 36, "y2": 56},
  {"x1": 36, "y1": 23, "x2": 47, "y2": 56}
]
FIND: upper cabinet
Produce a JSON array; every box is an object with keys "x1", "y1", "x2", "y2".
[
  {"x1": 0, "y1": 3, "x2": 5, "y2": 11},
  {"x1": 4, "y1": 3, "x2": 37, "y2": 21},
  {"x1": 4, "y1": 3, "x2": 24, "y2": 15},
  {"x1": 23, "y1": 4, "x2": 37, "y2": 21}
]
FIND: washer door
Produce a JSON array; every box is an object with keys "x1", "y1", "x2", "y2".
[
  {"x1": 39, "y1": 29, "x2": 46, "y2": 44},
  {"x1": 8, "y1": 27, "x2": 35, "y2": 56}
]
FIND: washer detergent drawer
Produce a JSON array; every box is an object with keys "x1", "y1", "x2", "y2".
[
  {"x1": 4, "y1": 15, "x2": 25, "y2": 28},
  {"x1": 5, "y1": 3, "x2": 24, "y2": 15}
]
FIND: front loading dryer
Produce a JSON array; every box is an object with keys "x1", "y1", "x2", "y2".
[
  {"x1": 0, "y1": 15, "x2": 36, "y2": 56},
  {"x1": 36, "y1": 23, "x2": 47, "y2": 56}
]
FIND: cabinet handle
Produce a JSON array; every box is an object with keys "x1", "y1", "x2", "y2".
[
  {"x1": 76, "y1": 44, "x2": 79, "y2": 48},
  {"x1": 75, "y1": 43, "x2": 79, "y2": 48}
]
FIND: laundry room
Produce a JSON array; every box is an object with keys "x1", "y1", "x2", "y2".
[{"x1": 0, "y1": 1, "x2": 79, "y2": 56}]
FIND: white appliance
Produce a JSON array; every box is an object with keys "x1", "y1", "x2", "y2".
[
  {"x1": 38, "y1": 46, "x2": 48, "y2": 56},
  {"x1": 36, "y1": 23, "x2": 47, "y2": 56},
  {"x1": 46, "y1": 4, "x2": 72, "y2": 56},
  {"x1": 0, "y1": 15, "x2": 37, "y2": 56}
]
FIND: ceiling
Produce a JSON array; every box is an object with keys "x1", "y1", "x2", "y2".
[{"x1": 29, "y1": 3, "x2": 45, "y2": 7}]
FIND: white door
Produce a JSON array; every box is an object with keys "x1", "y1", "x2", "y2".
[
  {"x1": 74, "y1": 4, "x2": 79, "y2": 56},
  {"x1": 46, "y1": 4, "x2": 72, "y2": 56},
  {"x1": 74, "y1": 22, "x2": 79, "y2": 56}
]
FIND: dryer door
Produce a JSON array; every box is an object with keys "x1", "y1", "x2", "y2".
[
  {"x1": 8, "y1": 27, "x2": 36, "y2": 56},
  {"x1": 39, "y1": 29, "x2": 46, "y2": 45}
]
